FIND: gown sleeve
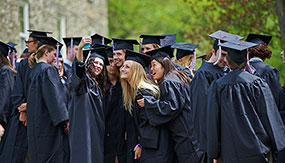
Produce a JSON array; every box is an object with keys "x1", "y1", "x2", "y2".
[{"x1": 262, "y1": 68, "x2": 281, "y2": 106}]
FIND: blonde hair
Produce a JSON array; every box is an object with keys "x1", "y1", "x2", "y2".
[
  {"x1": 121, "y1": 61, "x2": 160, "y2": 114},
  {"x1": 28, "y1": 45, "x2": 55, "y2": 68},
  {"x1": 173, "y1": 54, "x2": 194, "y2": 77}
]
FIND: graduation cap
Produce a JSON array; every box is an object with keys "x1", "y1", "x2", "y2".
[
  {"x1": 91, "y1": 34, "x2": 112, "y2": 46},
  {"x1": 172, "y1": 42, "x2": 199, "y2": 60},
  {"x1": 139, "y1": 34, "x2": 166, "y2": 45},
  {"x1": 63, "y1": 37, "x2": 82, "y2": 58},
  {"x1": 196, "y1": 54, "x2": 207, "y2": 60},
  {"x1": 0, "y1": 41, "x2": 16, "y2": 57},
  {"x1": 112, "y1": 38, "x2": 139, "y2": 51},
  {"x1": 245, "y1": 33, "x2": 272, "y2": 45},
  {"x1": 146, "y1": 45, "x2": 174, "y2": 61},
  {"x1": 7, "y1": 42, "x2": 17, "y2": 53},
  {"x1": 82, "y1": 47, "x2": 109, "y2": 65},
  {"x1": 27, "y1": 30, "x2": 52, "y2": 38},
  {"x1": 160, "y1": 34, "x2": 177, "y2": 47},
  {"x1": 105, "y1": 46, "x2": 114, "y2": 58},
  {"x1": 125, "y1": 50, "x2": 151, "y2": 68},
  {"x1": 219, "y1": 40, "x2": 257, "y2": 65}
]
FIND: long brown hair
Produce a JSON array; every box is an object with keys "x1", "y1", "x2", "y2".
[
  {"x1": 28, "y1": 45, "x2": 55, "y2": 68},
  {"x1": 248, "y1": 43, "x2": 272, "y2": 61},
  {"x1": 0, "y1": 53, "x2": 17, "y2": 74},
  {"x1": 154, "y1": 56, "x2": 191, "y2": 86}
]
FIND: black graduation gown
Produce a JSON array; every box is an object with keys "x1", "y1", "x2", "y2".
[
  {"x1": 26, "y1": 62, "x2": 69, "y2": 163},
  {"x1": 0, "y1": 58, "x2": 30, "y2": 163},
  {"x1": 276, "y1": 89, "x2": 285, "y2": 163},
  {"x1": 63, "y1": 63, "x2": 73, "y2": 90},
  {"x1": 0, "y1": 65, "x2": 15, "y2": 127},
  {"x1": 207, "y1": 70, "x2": 285, "y2": 163},
  {"x1": 104, "y1": 80, "x2": 127, "y2": 163},
  {"x1": 246, "y1": 61, "x2": 281, "y2": 106},
  {"x1": 189, "y1": 61, "x2": 224, "y2": 154},
  {"x1": 144, "y1": 72, "x2": 201, "y2": 163},
  {"x1": 134, "y1": 88, "x2": 175, "y2": 163},
  {"x1": 68, "y1": 60, "x2": 105, "y2": 163}
]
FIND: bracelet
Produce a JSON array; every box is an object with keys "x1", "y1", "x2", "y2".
[{"x1": 137, "y1": 144, "x2": 142, "y2": 148}]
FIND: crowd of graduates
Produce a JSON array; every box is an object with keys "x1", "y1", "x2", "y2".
[{"x1": 0, "y1": 29, "x2": 284, "y2": 163}]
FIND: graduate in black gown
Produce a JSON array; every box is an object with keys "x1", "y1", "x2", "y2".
[
  {"x1": 143, "y1": 46, "x2": 201, "y2": 163},
  {"x1": 112, "y1": 38, "x2": 140, "y2": 163},
  {"x1": 206, "y1": 40, "x2": 285, "y2": 163},
  {"x1": 0, "y1": 30, "x2": 52, "y2": 163},
  {"x1": 27, "y1": 40, "x2": 69, "y2": 162},
  {"x1": 189, "y1": 30, "x2": 244, "y2": 163},
  {"x1": 0, "y1": 41, "x2": 17, "y2": 136},
  {"x1": 68, "y1": 37, "x2": 106, "y2": 163},
  {"x1": 245, "y1": 33, "x2": 281, "y2": 106},
  {"x1": 104, "y1": 46, "x2": 127, "y2": 163},
  {"x1": 121, "y1": 50, "x2": 175, "y2": 163}
]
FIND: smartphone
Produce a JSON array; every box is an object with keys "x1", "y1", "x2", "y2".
[{"x1": 83, "y1": 44, "x2": 91, "y2": 49}]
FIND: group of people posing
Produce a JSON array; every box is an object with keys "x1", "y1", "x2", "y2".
[{"x1": 0, "y1": 29, "x2": 284, "y2": 163}]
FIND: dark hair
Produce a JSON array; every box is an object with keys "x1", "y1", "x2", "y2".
[
  {"x1": 248, "y1": 43, "x2": 272, "y2": 61},
  {"x1": 226, "y1": 55, "x2": 247, "y2": 70},
  {"x1": 0, "y1": 53, "x2": 17, "y2": 74},
  {"x1": 86, "y1": 57, "x2": 107, "y2": 96},
  {"x1": 154, "y1": 56, "x2": 191, "y2": 86},
  {"x1": 28, "y1": 44, "x2": 55, "y2": 68}
]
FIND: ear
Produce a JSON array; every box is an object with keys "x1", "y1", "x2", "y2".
[{"x1": 44, "y1": 49, "x2": 49, "y2": 56}]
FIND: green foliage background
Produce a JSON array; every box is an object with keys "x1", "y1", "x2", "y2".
[{"x1": 108, "y1": 0, "x2": 285, "y2": 84}]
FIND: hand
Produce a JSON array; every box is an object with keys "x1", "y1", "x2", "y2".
[
  {"x1": 78, "y1": 36, "x2": 92, "y2": 50},
  {"x1": 18, "y1": 103, "x2": 27, "y2": 112},
  {"x1": 64, "y1": 121, "x2": 69, "y2": 134},
  {"x1": 0, "y1": 124, "x2": 5, "y2": 137},
  {"x1": 19, "y1": 111, "x2": 27, "y2": 126},
  {"x1": 137, "y1": 98, "x2": 144, "y2": 107},
  {"x1": 134, "y1": 144, "x2": 142, "y2": 160}
]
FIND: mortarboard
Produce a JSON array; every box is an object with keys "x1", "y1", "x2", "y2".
[
  {"x1": 83, "y1": 47, "x2": 109, "y2": 65},
  {"x1": 146, "y1": 45, "x2": 174, "y2": 61},
  {"x1": 245, "y1": 33, "x2": 272, "y2": 45},
  {"x1": 7, "y1": 42, "x2": 17, "y2": 53},
  {"x1": 172, "y1": 42, "x2": 199, "y2": 60},
  {"x1": 196, "y1": 54, "x2": 207, "y2": 60},
  {"x1": 219, "y1": 40, "x2": 257, "y2": 65},
  {"x1": 27, "y1": 30, "x2": 52, "y2": 38},
  {"x1": 63, "y1": 37, "x2": 82, "y2": 47},
  {"x1": 112, "y1": 38, "x2": 139, "y2": 51},
  {"x1": 139, "y1": 34, "x2": 166, "y2": 45},
  {"x1": 125, "y1": 50, "x2": 151, "y2": 68},
  {"x1": 0, "y1": 41, "x2": 16, "y2": 57},
  {"x1": 105, "y1": 46, "x2": 114, "y2": 58},
  {"x1": 91, "y1": 34, "x2": 112, "y2": 46}
]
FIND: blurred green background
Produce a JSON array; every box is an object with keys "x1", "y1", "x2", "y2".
[{"x1": 108, "y1": 0, "x2": 285, "y2": 84}]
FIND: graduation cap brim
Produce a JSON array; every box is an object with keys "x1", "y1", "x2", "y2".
[
  {"x1": 196, "y1": 54, "x2": 207, "y2": 60},
  {"x1": 139, "y1": 34, "x2": 166, "y2": 45},
  {"x1": 219, "y1": 41, "x2": 257, "y2": 65},
  {"x1": 34, "y1": 36, "x2": 63, "y2": 50},
  {"x1": 125, "y1": 50, "x2": 151, "y2": 67},
  {"x1": 27, "y1": 30, "x2": 52, "y2": 37},
  {"x1": 83, "y1": 47, "x2": 109, "y2": 65},
  {"x1": 245, "y1": 33, "x2": 272, "y2": 45},
  {"x1": 0, "y1": 41, "x2": 16, "y2": 57},
  {"x1": 146, "y1": 45, "x2": 174, "y2": 61},
  {"x1": 91, "y1": 34, "x2": 112, "y2": 46},
  {"x1": 160, "y1": 34, "x2": 176, "y2": 46},
  {"x1": 63, "y1": 37, "x2": 82, "y2": 47},
  {"x1": 112, "y1": 38, "x2": 139, "y2": 51}
]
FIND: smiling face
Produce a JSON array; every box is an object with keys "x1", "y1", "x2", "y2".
[
  {"x1": 150, "y1": 59, "x2": 164, "y2": 81},
  {"x1": 113, "y1": 50, "x2": 126, "y2": 68},
  {"x1": 216, "y1": 49, "x2": 228, "y2": 68},
  {"x1": 120, "y1": 60, "x2": 132, "y2": 81},
  {"x1": 89, "y1": 57, "x2": 104, "y2": 76}
]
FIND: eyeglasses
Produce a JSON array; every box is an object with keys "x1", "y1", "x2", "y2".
[{"x1": 25, "y1": 40, "x2": 36, "y2": 44}]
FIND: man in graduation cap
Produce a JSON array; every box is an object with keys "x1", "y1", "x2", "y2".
[
  {"x1": 112, "y1": 38, "x2": 139, "y2": 68},
  {"x1": 139, "y1": 34, "x2": 166, "y2": 54},
  {"x1": 26, "y1": 30, "x2": 52, "y2": 53},
  {"x1": 206, "y1": 40, "x2": 285, "y2": 163},
  {"x1": 189, "y1": 30, "x2": 244, "y2": 163},
  {"x1": 0, "y1": 35, "x2": 61, "y2": 163},
  {"x1": 245, "y1": 33, "x2": 281, "y2": 107}
]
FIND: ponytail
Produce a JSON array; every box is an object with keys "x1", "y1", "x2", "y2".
[{"x1": 28, "y1": 45, "x2": 55, "y2": 68}]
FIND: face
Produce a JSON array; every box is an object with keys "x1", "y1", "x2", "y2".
[
  {"x1": 141, "y1": 44, "x2": 156, "y2": 54},
  {"x1": 67, "y1": 45, "x2": 79, "y2": 59},
  {"x1": 107, "y1": 57, "x2": 117, "y2": 74},
  {"x1": 120, "y1": 61, "x2": 132, "y2": 81},
  {"x1": 89, "y1": 57, "x2": 104, "y2": 76},
  {"x1": 216, "y1": 49, "x2": 228, "y2": 68},
  {"x1": 281, "y1": 50, "x2": 285, "y2": 64},
  {"x1": 113, "y1": 50, "x2": 126, "y2": 67},
  {"x1": 56, "y1": 58, "x2": 63, "y2": 71},
  {"x1": 26, "y1": 37, "x2": 39, "y2": 53},
  {"x1": 46, "y1": 50, "x2": 57, "y2": 65},
  {"x1": 150, "y1": 59, "x2": 164, "y2": 81}
]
